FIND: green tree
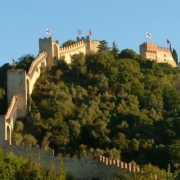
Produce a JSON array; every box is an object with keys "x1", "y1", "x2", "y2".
[
  {"x1": 62, "y1": 40, "x2": 76, "y2": 47},
  {"x1": 71, "y1": 53, "x2": 86, "y2": 77},
  {"x1": 98, "y1": 40, "x2": 110, "y2": 52},
  {"x1": 69, "y1": 120, "x2": 81, "y2": 144},
  {"x1": 167, "y1": 139, "x2": 180, "y2": 170},
  {"x1": 112, "y1": 133, "x2": 129, "y2": 151},
  {"x1": 171, "y1": 48, "x2": 178, "y2": 65},
  {"x1": 119, "y1": 49, "x2": 138, "y2": 59},
  {"x1": 163, "y1": 85, "x2": 180, "y2": 111},
  {"x1": 111, "y1": 41, "x2": 119, "y2": 59},
  {"x1": 22, "y1": 134, "x2": 37, "y2": 145},
  {"x1": 96, "y1": 74, "x2": 109, "y2": 92},
  {"x1": 16, "y1": 54, "x2": 34, "y2": 72}
]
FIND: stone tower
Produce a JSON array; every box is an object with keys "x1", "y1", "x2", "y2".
[
  {"x1": 76, "y1": 35, "x2": 100, "y2": 53},
  {"x1": 139, "y1": 42, "x2": 177, "y2": 67},
  {"x1": 7, "y1": 70, "x2": 27, "y2": 117},
  {"x1": 39, "y1": 36, "x2": 100, "y2": 66},
  {"x1": 39, "y1": 37, "x2": 60, "y2": 66}
]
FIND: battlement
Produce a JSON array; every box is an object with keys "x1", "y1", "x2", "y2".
[
  {"x1": 139, "y1": 42, "x2": 177, "y2": 67},
  {"x1": 146, "y1": 42, "x2": 157, "y2": 46},
  {"x1": 39, "y1": 37, "x2": 53, "y2": 43},
  {"x1": 39, "y1": 36, "x2": 99, "y2": 65},
  {"x1": 91, "y1": 40, "x2": 100, "y2": 44},
  {"x1": 76, "y1": 35, "x2": 90, "y2": 42},
  {"x1": 59, "y1": 41, "x2": 86, "y2": 53},
  {"x1": 1, "y1": 140, "x2": 158, "y2": 179},
  {"x1": 157, "y1": 46, "x2": 170, "y2": 52},
  {"x1": 140, "y1": 42, "x2": 171, "y2": 53}
]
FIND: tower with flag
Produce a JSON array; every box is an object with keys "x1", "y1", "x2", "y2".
[
  {"x1": 139, "y1": 41, "x2": 177, "y2": 67},
  {"x1": 39, "y1": 33, "x2": 99, "y2": 66}
]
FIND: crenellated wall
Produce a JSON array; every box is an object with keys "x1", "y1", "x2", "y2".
[
  {"x1": 0, "y1": 95, "x2": 18, "y2": 145},
  {"x1": 1, "y1": 52, "x2": 47, "y2": 150},
  {"x1": 39, "y1": 36, "x2": 99, "y2": 66},
  {"x1": 1, "y1": 141, "x2": 158, "y2": 180},
  {"x1": 27, "y1": 51, "x2": 47, "y2": 95},
  {"x1": 139, "y1": 42, "x2": 177, "y2": 67},
  {"x1": 59, "y1": 41, "x2": 86, "y2": 63},
  {"x1": 7, "y1": 52, "x2": 47, "y2": 118}
]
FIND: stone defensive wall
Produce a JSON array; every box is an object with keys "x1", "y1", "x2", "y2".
[
  {"x1": 0, "y1": 95, "x2": 18, "y2": 145},
  {"x1": 59, "y1": 41, "x2": 86, "y2": 53},
  {"x1": 28, "y1": 51, "x2": 47, "y2": 77},
  {"x1": 27, "y1": 51, "x2": 47, "y2": 95},
  {"x1": 157, "y1": 46, "x2": 170, "y2": 52},
  {"x1": 59, "y1": 41, "x2": 86, "y2": 63},
  {"x1": 0, "y1": 52, "x2": 47, "y2": 147},
  {"x1": 5, "y1": 95, "x2": 18, "y2": 121},
  {"x1": 1, "y1": 141, "x2": 158, "y2": 180}
]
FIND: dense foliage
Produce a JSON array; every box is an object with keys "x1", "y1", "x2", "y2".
[
  {"x1": 62, "y1": 40, "x2": 77, "y2": 48},
  {"x1": 170, "y1": 44, "x2": 178, "y2": 65}
]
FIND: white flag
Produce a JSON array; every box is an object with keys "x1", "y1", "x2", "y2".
[
  {"x1": 46, "y1": 28, "x2": 50, "y2": 35},
  {"x1": 146, "y1": 32, "x2": 152, "y2": 38}
]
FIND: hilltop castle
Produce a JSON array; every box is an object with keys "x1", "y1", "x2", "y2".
[
  {"x1": 0, "y1": 37, "x2": 173, "y2": 179},
  {"x1": 39, "y1": 37, "x2": 177, "y2": 67},
  {"x1": 139, "y1": 42, "x2": 177, "y2": 67},
  {"x1": 39, "y1": 35, "x2": 99, "y2": 66}
]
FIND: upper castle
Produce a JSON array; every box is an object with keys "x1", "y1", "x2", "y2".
[
  {"x1": 39, "y1": 36, "x2": 100, "y2": 66},
  {"x1": 39, "y1": 37, "x2": 177, "y2": 68},
  {"x1": 139, "y1": 42, "x2": 177, "y2": 67}
]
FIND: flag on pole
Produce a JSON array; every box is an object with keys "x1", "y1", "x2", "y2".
[
  {"x1": 167, "y1": 39, "x2": 170, "y2": 44},
  {"x1": 77, "y1": 30, "x2": 82, "y2": 35},
  {"x1": 46, "y1": 28, "x2": 50, "y2": 35},
  {"x1": 146, "y1": 32, "x2": 152, "y2": 38},
  {"x1": 89, "y1": 30, "x2": 92, "y2": 36}
]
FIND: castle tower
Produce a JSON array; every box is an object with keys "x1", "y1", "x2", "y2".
[
  {"x1": 39, "y1": 36, "x2": 99, "y2": 65},
  {"x1": 7, "y1": 70, "x2": 27, "y2": 117},
  {"x1": 76, "y1": 36, "x2": 100, "y2": 53},
  {"x1": 39, "y1": 37, "x2": 60, "y2": 66},
  {"x1": 77, "y1": 36, "x2": 90, "y2": 53},
  {"x1": 139, "y1": 42, "x2": 158, "y2": 60},
  {"x1": 139, "y1": 42, "x2": 177, "y2": 67}
]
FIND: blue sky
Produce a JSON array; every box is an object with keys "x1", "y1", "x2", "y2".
[{"x1": 0, "y1": 1, "x2": 179, "y2": 66}]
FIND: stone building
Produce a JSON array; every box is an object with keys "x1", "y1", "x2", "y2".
[
  {"x1": 39, "y1": 36, "x2": 99, "y2": 66},
  {"x1": 139, "y1": 42, "x2": 177, "y2": 67}
]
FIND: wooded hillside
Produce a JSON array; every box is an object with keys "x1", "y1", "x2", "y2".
[{"x1": 1, "y1": 41, "x2": 180, "y2": 178}]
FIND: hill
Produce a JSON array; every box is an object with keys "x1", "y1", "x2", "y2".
[
  {"x1": 1, "y1": 44, "x2": 180, "y2": 178},
  {"x1": 9, "y1": 48, "x2": 180, "y2": 172}
]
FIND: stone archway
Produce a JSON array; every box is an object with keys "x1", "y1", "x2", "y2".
[
  {"x1": 53, "y1": 44, "x2": 58, "y2": 59},
  {"x1": 7, "y1": 125, "x2": 11, "y2": 141}
]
